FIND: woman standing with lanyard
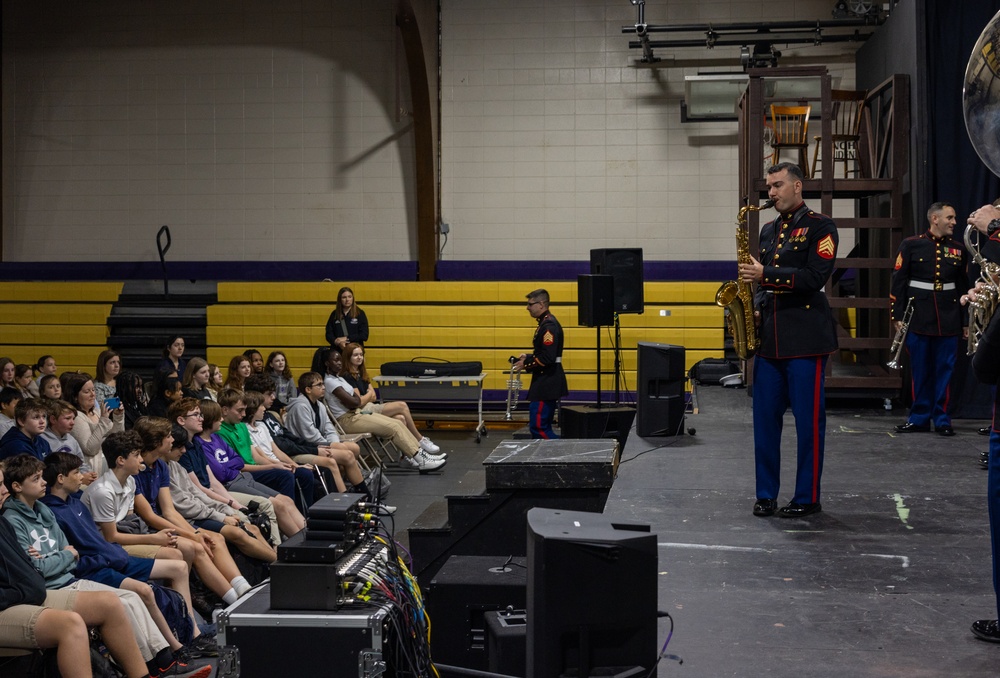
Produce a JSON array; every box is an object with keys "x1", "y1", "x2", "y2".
[{"x1": 325, "y1": 286, "x2": 369, "y2": 350}]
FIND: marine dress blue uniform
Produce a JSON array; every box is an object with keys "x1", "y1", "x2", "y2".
[
  {"x1": 522, "y1": 311, "x2": 568, "y2": 439},
  {"x1": 753, "y1": 202, "x2": 839, "y2": 507},
  {"x1": 890, "y1": 230, "x2": 968, "y2": 431}
]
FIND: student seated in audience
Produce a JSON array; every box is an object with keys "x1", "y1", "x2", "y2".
[
  {"x1": 148, "y1": 375, "x2": 183, "y2": 420},
  {"x1": 15, "y1": 364, "x2": 37, "y2": 399},
  {"x1": 117, "y1": 370, "x2": 150, "y2": 430},
  {"x1": 174, "y1": 398, "x2": 303, "y2": 540},
  {"x1": 182, "y1": 358, "x2": 214, "y2": 401},
  {"x1": 0, "y1": 464, "x2": 203, "y2": 678},
  {"x1": 0, "y1": 357, "x2": 16, "y2": 390},
  {"x1": 243, "y1": 349, "x2": 264, "y2": 375},
  {"x1": 157, "y1": 336, "x2": 187, "y2": 382},
  {"x1": 0, "y1": 386, "x2": 21, "y2": 436},
  {"x1": 65, "y1": 372, "x2": 124, "y2": 476},
  {"x1": 34, "y1": 354, "x2": 57, "y2": 387},
  {"x1": 129, "y1": 418, "x2": 251, "y2": 606},
  {"x1": 40, "y1": 399, "x2": 97, "y2": 484},
  {"x1": 341, "y1": 342, "x2": 442, "y2": 454},
  {"x1": 245, "y1": 389, "x2": 368, "y2": 498},
  {"x1": 40, "y1": 452, "x2": 217, "y2": 667},
  {"x1": 223, "y1": 355, "x2": 251, "y2": 392},
  {"x1": 320, "y1": 350, "x2": 446, "y2": 472},
  {"x1": 265, "y1": 351, "x2": 297, "y2": 411},
  {"x1": 39, "y1": 373, "x2": 63, "y2": 400},
  {"x1": 207, "y1": 364, "x2": 224, "y2": 400},
  {"x1": 0, "y1": 398, "x2": 52, "y2": 462},
  {"x1": 1, "y1": 454, "x2": 211, "y2": 678},
  {"x1": 94, "y1": 350, "x2": 122, "y2": 407},
  {"x1": 217, "y1": 389, "x2": 314, "y2": 509},
  {"x1": 146, "y1": 420, "x2": 276, "y2": 563},
  {"x1": 81, "y1": 432, "x2": 203, "y2": 578}
]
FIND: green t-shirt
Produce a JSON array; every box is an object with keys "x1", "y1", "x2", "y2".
[{"x1": 218, "y1": 422, "x2": 255, "y2": 465}]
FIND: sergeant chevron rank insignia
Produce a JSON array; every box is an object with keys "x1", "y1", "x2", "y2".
[
  {"x1": 817, "y1": 234, "x2": 835, "y2": 260},
  {"x1": 543, "y1": 330, "x2": 554, "y2": 345}
]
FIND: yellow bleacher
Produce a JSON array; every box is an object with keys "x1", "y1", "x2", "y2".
[
  {"x1": 0, "y1": 283, "x2": 121, "y2": 375},
  {"x1": 208, "y1": 282, "x2": 726, "y2": 395}
]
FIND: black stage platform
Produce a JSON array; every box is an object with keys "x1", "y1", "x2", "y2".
[{"x1": 389, "y1": 386, "x2": 997, "y2": 677}]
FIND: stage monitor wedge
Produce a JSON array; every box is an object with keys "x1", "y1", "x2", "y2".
[
  {"x1": 526, "y1": 507, "x2": 658, "y2": 678},
  {"x1": 590, "y1": 248, "x2": 644, "y2": 315}
]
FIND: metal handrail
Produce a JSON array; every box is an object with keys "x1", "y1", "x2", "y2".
[{"x1": 156, "y1": 225, "x2": 171, "y2": 297}]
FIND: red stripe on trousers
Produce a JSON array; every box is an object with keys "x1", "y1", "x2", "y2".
[
  {"x1": 536, "y1": 404, "x2": 550, "y2": 439},
  {"x1": 812, "y1": 357, "x2": 822, "y2": 503}
]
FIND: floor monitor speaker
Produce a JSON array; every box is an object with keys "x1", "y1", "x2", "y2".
[{"x1": 636, "y1": 341, "x2": 686, "y2": 437}]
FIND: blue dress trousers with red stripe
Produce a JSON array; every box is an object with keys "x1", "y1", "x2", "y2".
[{"x1": 752, "y1": 203, "x2": 839, "y2": 504}]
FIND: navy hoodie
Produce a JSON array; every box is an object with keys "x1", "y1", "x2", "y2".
[
  {"x1": 39, "y1": 492, "x2": 130, "y2": 579},
  {"x1": 0, "y1": 427, "x2": 52, "y2": 462},
  {"x1": 0, "y1": 516, "x2": 47, "y2": 610}
]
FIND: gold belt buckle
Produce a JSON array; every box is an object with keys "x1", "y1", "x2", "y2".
[{"x1": 934, "y1": 282, "x2": 943, "y2": 291}]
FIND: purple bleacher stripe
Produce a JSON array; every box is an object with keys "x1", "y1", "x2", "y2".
[{"x1": 0, "y1": 261, "x2": 418, "y2": 281}]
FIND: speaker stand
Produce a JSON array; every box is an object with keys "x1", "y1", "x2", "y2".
[
  {"x1": 595, "y1": 325, "x2": 603, "y2": 407},
  {"x1": 613, "y1": 313, "x2": 622, "y2": 405}
]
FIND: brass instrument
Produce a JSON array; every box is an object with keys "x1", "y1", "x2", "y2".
[
  {"x1": 716, "y1": 199, "x2": 775, "y2": 360},
  {"x1": 962, "y1": 10, "x2": 1000, "y2": 353},
  {"x1": 963, "y1": 224, "x2": 1000, "y2": 354},
  {"x1": 504, "y1": 356, "x2": 522, "y2": 421},
  {"x1": 886, "y1": 297, "x2": 914, "y2": 369}
]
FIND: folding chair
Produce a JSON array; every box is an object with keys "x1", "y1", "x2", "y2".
[{"x1": 769, "y1": 104, "x2": 812, "y2": 176}]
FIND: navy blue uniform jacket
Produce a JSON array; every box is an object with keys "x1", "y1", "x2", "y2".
[
  {"x1": 754, "y1": 203, "x2": 839, "y2": 358},
  {"x1": 890, "y1": 230, "x2": 968, "y2": 336},
  {"x1": 524, "y1": 312, "x2": 569, "y2": 402}
]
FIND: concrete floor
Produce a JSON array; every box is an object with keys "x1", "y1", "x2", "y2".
[{"x1": 389, "y1": 387, "x2": 999, "y2": 677}]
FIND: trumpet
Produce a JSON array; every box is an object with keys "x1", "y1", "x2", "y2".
[
  {"x1": 886, "y1": 297, "x2": 914, "y2": 370},
  {"x1": 504, "y1": 356, "x2": 522, "y2": 421}
]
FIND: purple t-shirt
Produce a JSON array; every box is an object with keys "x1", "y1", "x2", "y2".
[
  {"x1": 198, "y1": 433, "x2": 245, "y2": 485},
  {"x1": 134, "y1": 458, "x2": 171, "y2": 515}
]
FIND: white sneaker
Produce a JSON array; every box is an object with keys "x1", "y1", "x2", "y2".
[
  {"x1": 419, "y1": 437, "x2": 442, "y2": 454},
  {"x1": 377, "y1": 504, "x2": 397, "y2": 515},
  {"x1": 398, "y1": 450, "x2": 447, "y2": 473}
]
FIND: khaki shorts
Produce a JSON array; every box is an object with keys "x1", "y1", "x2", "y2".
[
  {"x1": 0, "y1": 589, "x2": 77, "y2": 649},
  {"x1": 123, "y1": 543, "x2": 162, "y2": 559}
]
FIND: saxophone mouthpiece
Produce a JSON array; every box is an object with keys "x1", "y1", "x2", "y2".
[{"x1": 762, "y1": 199, "x2": 776, "y2": 209}]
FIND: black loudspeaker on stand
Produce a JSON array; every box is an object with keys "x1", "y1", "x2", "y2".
[
  {"x1": 636, "y1": 341, "x2": 686, "y2": 437},
  {"x1": 577, "y1": 274, "x2": 615, "y2": 327},
  {"x1": 590, "y1": 248, "x2": 644, "y2": 314}
]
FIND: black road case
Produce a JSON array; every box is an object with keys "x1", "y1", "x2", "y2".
[{"x1": 215, "y1": 582, "x2": 392, "y2": 677}]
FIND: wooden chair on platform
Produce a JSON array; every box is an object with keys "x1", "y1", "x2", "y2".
[
  {"x1": 810, "y1": 89, "x2": 866, "y2": 178},
  {"x1": 769, "y1": 104, "x2": 812, "y2": 176}
]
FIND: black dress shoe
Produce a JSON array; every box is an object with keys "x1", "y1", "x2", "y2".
[
  {"x1": 981, "y1": 451, "x2": 990, "y2": 470},
  {"x1": 971, "y1": 619, "x2": 1000, "y2": 643},
  {"x1": 753, "y1": 499, "x2": 777, "y2": 517},
  {"x1": 937, "y1": 425, "x2": 955, "y2": 437},
  {"x1": 980, "y1": 426, "x2": 992, "y2": 436},
  {"x1": 894, "y1": 422, "x2": 930, "y2": 433},
  {"x1": 777, "y1": 501, "x2": 822, "y2": 518}
]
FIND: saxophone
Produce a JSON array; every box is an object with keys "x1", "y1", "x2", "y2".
[
  {"x1": 963, "y1": 224, "x2": 1000, "y2": 354},
  {"x1": 716, "y1": 199, "x2": 775, "y2": 360}
]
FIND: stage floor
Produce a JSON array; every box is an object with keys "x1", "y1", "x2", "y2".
[{"x1": 394, "y1": 387, "x2": 998, "y2": 677}]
